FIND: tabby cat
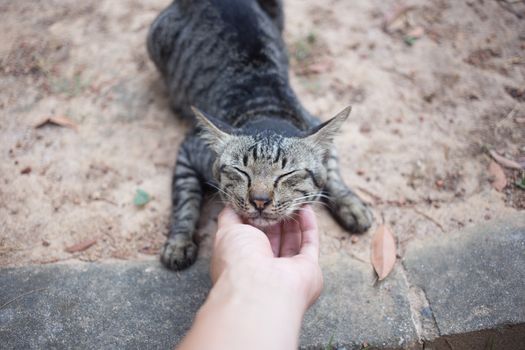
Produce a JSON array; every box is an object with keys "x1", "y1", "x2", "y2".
[{"x1": 147, "y1": 0, "x2": 373, "y2": 270}]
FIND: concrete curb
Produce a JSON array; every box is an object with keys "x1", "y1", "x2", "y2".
[{"x1": 0, "y1": 214, "x2": 523, "y2": 349}]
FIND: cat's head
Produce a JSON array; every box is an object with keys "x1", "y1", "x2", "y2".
[{"x1": 192, "y1": 106, "x2": 351, "y2": 227}]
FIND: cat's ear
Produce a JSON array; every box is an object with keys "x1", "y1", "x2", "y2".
[
  {"x1": 304, "y1": 106, "x2": 351, "y2": 150},
  {"x1": 191, "y1": 106, "x2": 231, "y2": 151}
]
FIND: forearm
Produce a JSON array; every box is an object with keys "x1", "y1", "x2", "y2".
[{"x1": 177, "y1": 268, "x2": 306, "y2": 350}]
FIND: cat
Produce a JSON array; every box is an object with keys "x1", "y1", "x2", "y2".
[{"x1": 147, "y1": 0, "x2": 373, "y2": 270}]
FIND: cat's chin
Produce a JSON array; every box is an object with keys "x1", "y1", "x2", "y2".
[
  {"x1": 246, "y1": 217, "x2": 278, "y2": 228},
  {"x1": 243, "y1": 215, "x2": 281, "y2": 228}
]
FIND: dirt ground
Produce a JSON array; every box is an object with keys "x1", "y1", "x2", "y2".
[{"x1": 1, "y1": 0, "x2": 524, "y2": 268}]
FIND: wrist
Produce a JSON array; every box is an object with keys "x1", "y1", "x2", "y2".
[
  {"x1": 191, "y1": 267, "x2": 305, "y2": 350},
  {"x1": 208, "y1": 265, "x2": 307, "y2": 315}
]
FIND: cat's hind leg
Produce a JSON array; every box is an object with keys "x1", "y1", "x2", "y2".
[
  {"x1": 161, "y1": 135, "x2": 207, "y2": 270},
  {"x1": 323, "y1": 148, "x2": 373, "y2": 233}
]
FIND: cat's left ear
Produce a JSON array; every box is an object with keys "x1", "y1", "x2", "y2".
[
  {"x1": 191, "y1": 106, "x2": 232, "y2": 151},
  {"x1": 304, "y1": 106, "x2": 351, "y2": 150}
]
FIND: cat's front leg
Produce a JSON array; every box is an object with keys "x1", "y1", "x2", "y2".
[
  {"x1": 161, "y1": 135, "x2": 212, "y2": 270},
  {"x1": 323, "y1": 148, "x2": 373, "y2": 233}
]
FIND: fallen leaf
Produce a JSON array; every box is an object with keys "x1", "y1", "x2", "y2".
[
  {"x1": 65, "y1": 238, "x2": 97, "y2": 253},
  {"x1": 407, "y1": 26, "x2": 425, "y2": 38},
  {"x1": 133, "y1": 188, "x2": 151, "y2": 207},
  {"x1": 488, "y1": 161, "x2": 507, "y2": 191},
  {"x1": 516, "y1": 176, "x2": 525, "y2": 190},
  {"x1": 295, "y1": 58, "x2": 333, "y2": 76},
  {"x1": 404, "y1": 36, "x2": 418, "y2": 46},
  {"x1": 370, "y1": 225, "x2": 396, "y2": 281},
  {"x1": 35, "y1": 116, "x2": 78, "y2": 130},
  {"x1": 20, "y1": 166, "x2": 31, "y2": 175},
  {"x1": 139, "y1": 246, "x2": 159, "y2": 255},
  {"x1": 382, "y1": 5, "x2": 416, "y2": 32},
  {"x1": 489, "y1": 150, "x2": 523, "y2": 170}
]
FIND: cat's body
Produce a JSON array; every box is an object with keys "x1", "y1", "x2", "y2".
[{"x1": 148, "y1": 0, "x2": 372, "y2": 270}]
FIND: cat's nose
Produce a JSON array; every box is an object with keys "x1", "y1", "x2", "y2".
[{"x1": 250, "y1": 194, "x2": 271, "y2": 210}]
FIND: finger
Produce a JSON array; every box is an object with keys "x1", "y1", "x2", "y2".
[
  {"x1": 279, "y1": 216, "x2": 301, "y2": 257},
  {"x1": 298, "y1": 205, "x2": 320, "y2": 262},
  {"x1": 264, "y1": 223, "x2": 281, "y2": 257},
  {"x1": 217, "y1": 206, "x2": 243, "y2": 227}
]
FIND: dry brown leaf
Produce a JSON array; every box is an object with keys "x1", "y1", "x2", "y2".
[
  {"x1": 407, "y1": 26, "x2": 425, "y2": 38},
  {"x1": 488, "y1": 161, "x2": 507, "y2": 191},
  {"x1": 20, "y1": 166, "x2": 32, "y2": 175},
  {"x1": 382, "y1": 5, "x2": 416, "y2": 32},
  {"x1": 65, "y1": 238, "x2": 97, "y2": 253},
  {"x1": 370, "y1": 225, "x2": 396, "y2": 281},
  {"x1": 489, "y1": 150, "x2": 523, "y2": 170},
  {"x1": 295, "y1": 59, "x2": 333, "y2": 76},
  {"x1": 35, "y1": 116, "x2": 78, "y2": 130}
]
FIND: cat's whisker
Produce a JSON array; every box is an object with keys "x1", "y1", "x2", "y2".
[{"x1": 206, "y1": 182, "x2": 237, "y2": 203}]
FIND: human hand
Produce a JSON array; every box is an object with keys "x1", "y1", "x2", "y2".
[
  {"x1": 178, "y1": 207, "x2": 323, "y2": 350},
  {"x1": 210, "y1": 205, "x2": 323, "y2": 311}
]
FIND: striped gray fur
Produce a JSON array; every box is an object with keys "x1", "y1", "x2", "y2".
[{"x1": 147, "y1": 0, "x2": 372, "y2": 270}]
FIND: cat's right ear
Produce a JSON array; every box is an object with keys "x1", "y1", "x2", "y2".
[
  {"x1": 191, "y1": 106, "x2": 231, "y2": 151},
  {"x1": 304, "y1": 106, "x2": 351, "y2": 151}
]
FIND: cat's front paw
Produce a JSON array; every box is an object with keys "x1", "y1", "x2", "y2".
[
  {"x1": 160, "y1": 236, "x2": 198, "y2": 270},
  {"x1": 331, "y1": 194, "x2": 373, "y2": 233}
]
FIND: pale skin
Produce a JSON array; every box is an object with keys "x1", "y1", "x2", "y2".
[{"x1": 177, "y1": 205, "x2": 324, "y2": 350}]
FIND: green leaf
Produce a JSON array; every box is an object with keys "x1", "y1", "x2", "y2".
[
  {"x1": 133, "y1": 188, "x2": 150, "y2": 207},
  {"x1": 403, "y1": 36, "x2": 417, "y2": 46},
  {"x1": 325, "y1": 334, "x2": 334, "y2": 350},
  {"x1": 516, "y1": 176, "x2": 525, "y2": 190},
  {"x1": 307, "y1": 32, "x2": 316, "y2": 44}
]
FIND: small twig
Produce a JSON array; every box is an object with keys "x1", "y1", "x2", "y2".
[
  {"x1": 0, "y1": 288, "x2": 48, "y2": 310},
  {"x1": 36, "y1": 256, "x2": 75, "y2": 265},
  {"x1": 496, "y1": 103, "x2": 520, "y2": 130},
  {"x1": 413, "y1": 208, "x2": 445, "y2": 233},
  {"x1": 347, "y1": 252, "x2": 369, "y2": 265},
  {"x1": 488, "y1": 149, "x2": 523, "y2": 170},
  {"x1": 356, "y1": 186, "x2": 384, "y2": 203},
  {"x1": 496, "y1": 0, "x2": 524, "y2": 19}
]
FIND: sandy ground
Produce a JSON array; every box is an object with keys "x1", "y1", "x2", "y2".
[{"x1": 1, "y1": 0, "x2": 524, "y2": 268}]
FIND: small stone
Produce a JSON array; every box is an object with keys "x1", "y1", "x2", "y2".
[
  {"x1": 359, "y1": 123, "x2": 371, "y2": 133},
  {"x1": 420, "y1": 307, "x2": 432, "y2": 319},
  {"x1": 351, "y1": 235, "x2": 359, "y2": 243}
]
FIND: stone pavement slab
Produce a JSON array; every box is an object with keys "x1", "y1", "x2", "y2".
[
  {"x1": 0, "y1": 260, "x2": 211, "y2": 349},
  {"x1": 301, "y1": 254, "x2": 417, "y2": 349},
  {"x1": 2, "y1": 214, "x2": 523, "y2": 349},
  {"x1": 0, "y1": 255, "x2": 417, "y2": 349},
  {"x1": 403, "y1": 214, "x2": 525, "y2": 347}
]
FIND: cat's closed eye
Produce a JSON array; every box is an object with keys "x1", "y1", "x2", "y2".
[
  {"x1": 220, "y1": 165, "x2": 251, "y2": 186},
  {"x1": 273, "y1": 169, "x2": 300, "y2": 187},
  {"x1": 278, "y1": 170, "x2": 309, "y2": 188}
]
